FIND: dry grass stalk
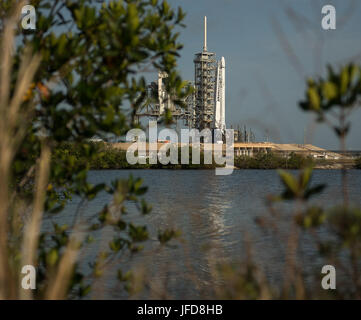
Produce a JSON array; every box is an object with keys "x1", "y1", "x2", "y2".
[{"x1": 0, "y1": 1, "x2": 84, "y2": 300}]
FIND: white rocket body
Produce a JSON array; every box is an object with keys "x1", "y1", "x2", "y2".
[{"x1": 214, "y1": 56, "x2": 226, "y2": 132}]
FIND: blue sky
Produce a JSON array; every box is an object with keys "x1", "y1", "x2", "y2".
[{"x1": 167, "y1": 0, "x2": 361, "y2": 149}]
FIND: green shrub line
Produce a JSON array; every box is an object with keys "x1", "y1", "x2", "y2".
[
  {"x1": 54, "y1": 141, "x2": 223, "y2": 170},
  {"x1": 234, "y1": 152, "x2": 315, "y2": 169},
  {"x1": 55, "y1": 142, "x2": 341, "y2": 170}
]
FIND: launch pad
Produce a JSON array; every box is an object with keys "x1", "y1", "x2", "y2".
[{"x1": 136, "y1": 16, "x2": 226, "y2": 135}]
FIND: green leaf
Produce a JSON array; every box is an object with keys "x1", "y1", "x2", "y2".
[
  {"x1": 300, "y1": 167, "x2": 313, "y2": 189},
  {"x1": 340, "y1": 66, "x2": 349, "y2": 94},
  {"x1": 158, "y1": 229, "x2": 181, "y2": 244},
  {"x1": 307, "y1": 87, "x2": 320, "y2": 111},
  {"x1": 46, "y1": 249, "x2": 59, "y2": 267},
  {"x1": 350, "y1": 64, "x2": 359, "y2": 82},
  {"x1": 278, "y1": 170, "x2": 299, "y2": 195},
  {"x1": 129, "y1": 224, "x2": 148, "y2": 242},
  {"x1": 322, "y1": 81, "x2": 338, "y2": 100}
]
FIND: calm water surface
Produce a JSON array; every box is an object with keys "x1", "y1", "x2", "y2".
[{"x1": 60, "y1": 169, "x2": 361, "y2": 299}]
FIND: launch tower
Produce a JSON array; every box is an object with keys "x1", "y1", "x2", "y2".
[
  {"x1": 194, "y1": 16, "x2": 226, "y2": 133},
  {"x1": 194, "y1": 17, "x2": 217, "y2": 131}
]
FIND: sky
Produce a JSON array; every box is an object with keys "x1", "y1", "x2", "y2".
[{"x1": 166, "y1": 0, "x2": 361, "y2": 150}]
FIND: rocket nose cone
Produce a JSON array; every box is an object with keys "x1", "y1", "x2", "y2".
[{"x1": 221, "y1": 57, "x2": 225, "y2": 67}]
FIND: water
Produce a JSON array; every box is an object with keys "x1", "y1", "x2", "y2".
[{"x1": 60, "y1": 169, "x2": 361, "y2": 299}]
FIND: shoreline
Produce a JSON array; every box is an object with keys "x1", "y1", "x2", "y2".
[
  {"x1": 88, "y1": 165, "x2": 360, "y2": 171},
  {"x1": 56, "y1": 141, "x2": 361, "y2": 171}
]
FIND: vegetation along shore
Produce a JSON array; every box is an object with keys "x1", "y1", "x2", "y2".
[{"x1": 55, "y1": 142, "x2": 361, "y2": 170}]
